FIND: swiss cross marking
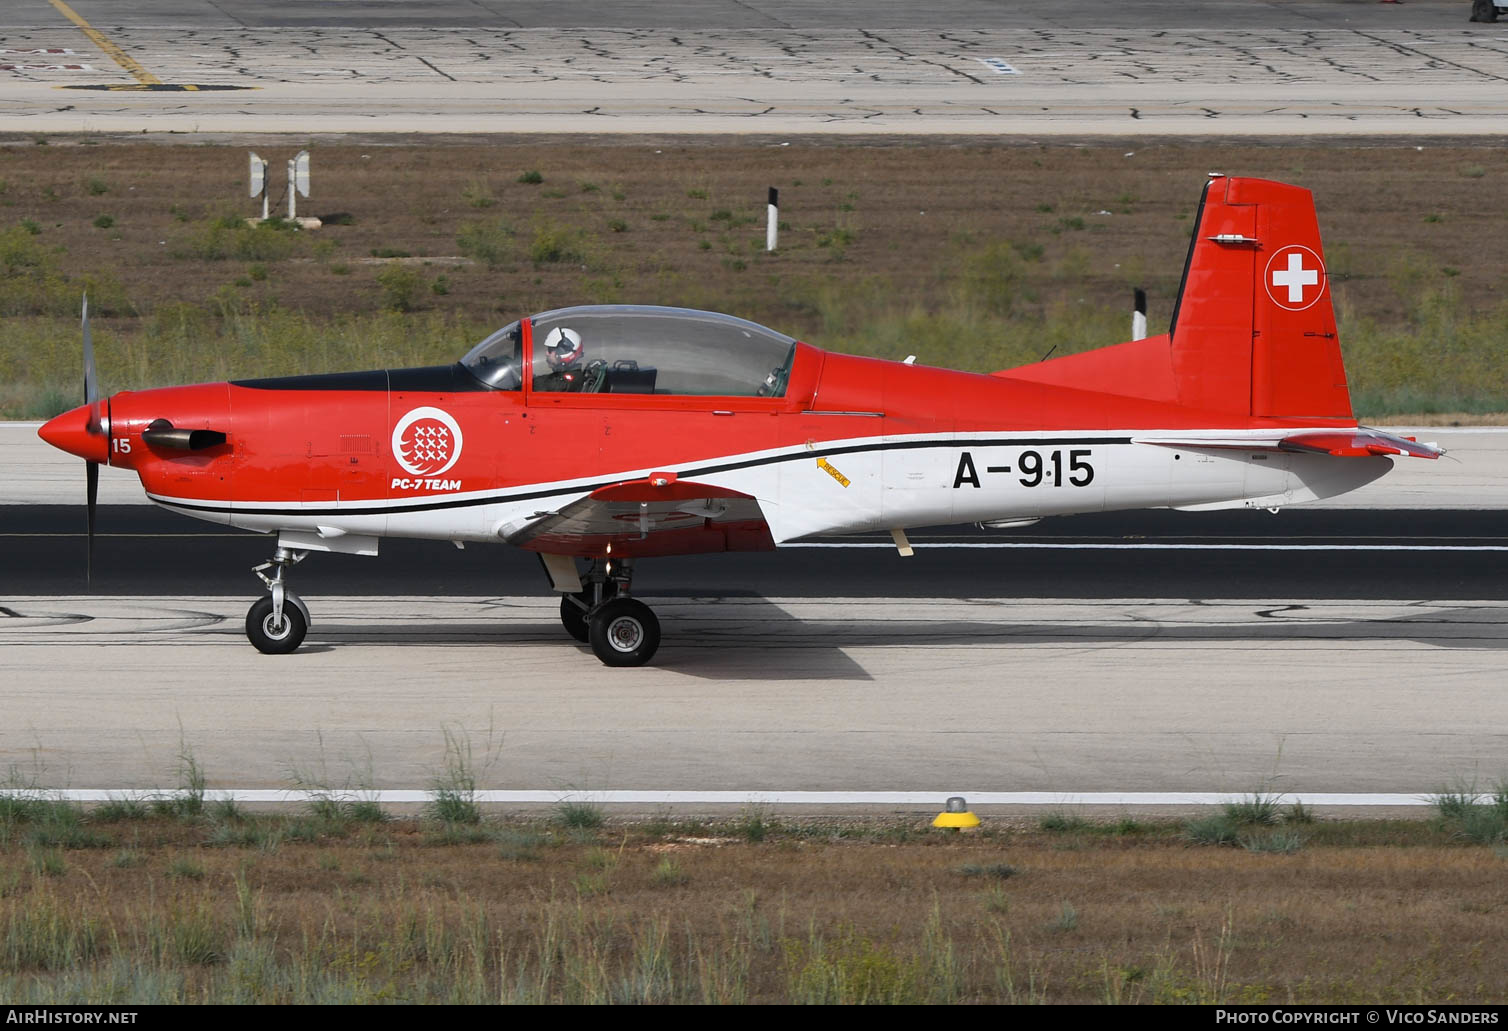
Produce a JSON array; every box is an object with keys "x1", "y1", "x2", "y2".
[
  {"x1": 1264, "y1": 245, "x2": 1327, "y2": 312},
  {"x1": 1272, "y1": 252, "x2": 1317, "y2": 303}
]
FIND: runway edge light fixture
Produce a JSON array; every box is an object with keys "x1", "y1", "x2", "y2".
[{"x1": 932, "y1": 795, "x2": 980, "y2": 830}]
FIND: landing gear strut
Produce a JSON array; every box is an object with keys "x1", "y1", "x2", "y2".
[
  {"x1": 557, "y1": 558, "x2": 660, "y2": 667},
  {"x1": 246, "y1": 547, "x2": 310, "y2": 654}
]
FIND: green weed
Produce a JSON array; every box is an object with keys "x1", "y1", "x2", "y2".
[
  {"x1": 1184, "y1": 815, "x2": 1240, "y2": 847},
  {"x1": 650, "y1": 857, "x2": 688, "y2": 887},
  {"x1": 92, "y1": 797, "x2": 150, "y2": 822},
  {"x1": 555, "y1": 802, "x2": 604, "y2": 830},
  {"x1": 175, "y1": 215, "x2": 302, "y2": 262},
  {"x1": 528, "y1": 222, "x2": 586, "y2": 265},
  {"x1": 1239, "y1": 830, "x2": 1305, "y2": 854},
  {"x1": 166, "y1": 856, "x2": 205, "y2": 880},
  {"x1": 426, "y1": 722, "x2": 499, "y2": 826},
  {"x1": 377, "y1": 264, "x2": 423, "y2": 312},
  {"x1": 1223, "y1": 793, "x2": 1283, "y2": 826},
  {"x1": 461, "y1": 180, "x2": 495, "y2": 208},
  {"x1": 456, "y1": 218, "x2": 512, "y2": 266},
  {"x1": 1039, "y1": 811, "x2": 1089, "y2": 833}
]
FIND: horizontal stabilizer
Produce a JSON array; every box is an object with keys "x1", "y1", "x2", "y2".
[
  {"x1": 1134, "y1": 428, "x2": 1442, "y2": 459},
  {"x1": 1278, "y1": 429, "x2": 1442, "y2": 459}
]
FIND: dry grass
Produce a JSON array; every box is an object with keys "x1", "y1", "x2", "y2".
[
  {"x1": 2, "y1": 136, "x2": 1507, "y2": 418},
  {"x1": 0, "y1": 807, "x2": 1505, "y2": 1004}
]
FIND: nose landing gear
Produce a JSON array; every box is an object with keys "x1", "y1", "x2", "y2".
[
  {"x1": 557, "y1": 557, "x2": 661, "y2": 667},
  {"x1": 246, "y1": 547, "x2": 310, "y2": 654}
]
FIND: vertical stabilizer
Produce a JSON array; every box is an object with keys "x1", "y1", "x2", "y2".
[{"x1": 1169, "y1": 176, "x2": 1353, "y2": 421}]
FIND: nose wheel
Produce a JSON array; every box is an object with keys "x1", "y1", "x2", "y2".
[
  {"x1": 246, "y1": 547, "x2": 310, "y2": 655},
  {"x1": 246, "y1": 594, "x2": 308, "y2": 654}
]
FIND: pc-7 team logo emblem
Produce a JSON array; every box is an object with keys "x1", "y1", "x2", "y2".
[{"x1": 392, "y1": 406, "x2": 463, "y2": 477}]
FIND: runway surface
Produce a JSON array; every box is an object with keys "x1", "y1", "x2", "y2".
[
  {"x1": 2, "y1": 593, "x2": 1505, "y2": 799},
  {"x1": 4, "y1": 0, "x2": 1507, "y2": 135},
  {"x1": 4, "y1": 504, "x2": 1508, "y2": 600}
]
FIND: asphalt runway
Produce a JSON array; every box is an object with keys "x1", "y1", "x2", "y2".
[
  {"x1": 4, "y1": 504, "x2": 1508, "y2": 600},
  {"x1": 2, "y1": 592, "x2": 1505, "y2": 800},
  {"x1": 3, "y1": 502, "x2": 1506, "y2": 802},
  {"x1": 4, "y1": 0, "x2": 1506, "y2": 134}
]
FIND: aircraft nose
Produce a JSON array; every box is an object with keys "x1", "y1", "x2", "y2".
[{"x1": 38, "y1": 404, "x2": 109, "y2": 464}]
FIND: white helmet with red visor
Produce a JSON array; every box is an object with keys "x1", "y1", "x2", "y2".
[{"x1": 542, "y1": 326, "x2": 584, "y2": 372}]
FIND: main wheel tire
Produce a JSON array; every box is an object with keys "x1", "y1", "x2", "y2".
[
  {"x1": 245, "y1": 595, "x2": 308, "y2": 655},
  {"x1": 587, "y1": 598, "x2": 661, "y2": 667},
  {"x1": 560, "y1": 582, "x2": 618, "y2": 642}
]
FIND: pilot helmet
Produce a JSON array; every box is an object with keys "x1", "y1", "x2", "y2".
[{"x1": 543, "y1": 327, "x2": 584, "y2": 372}]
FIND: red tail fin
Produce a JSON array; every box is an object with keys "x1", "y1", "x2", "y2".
[
  {"x1": 997, "y1": 175, "x2": 1354, "y2": 423},
  {"x1": 1169, "y1": 175, "x2": 1352, "y2": 419}
]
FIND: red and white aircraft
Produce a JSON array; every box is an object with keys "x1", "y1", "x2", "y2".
[{"x1": 39, "y1": 175, "x2": 1440, "y2": 666}]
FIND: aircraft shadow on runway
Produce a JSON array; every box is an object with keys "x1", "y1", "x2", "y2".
[{"x1": 254, "y1": 600, "x2": 1508, "y2": 681}]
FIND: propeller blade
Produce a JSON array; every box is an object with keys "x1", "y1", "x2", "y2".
[
  {"x1": 83, "y1": 293, "x2": 102, "y2": 585},
  {"x1": 82, "y1": 293, "x2": 102, "y2": 436},
  {"x1": 86, "y1": 459, "x2": 98, "y2": 586}
]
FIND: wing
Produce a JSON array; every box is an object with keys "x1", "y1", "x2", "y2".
[
  {"x1": 1134, "y1": 427, "x2": 1443, "y2": 459},
  {"x1": 501, "y1": 473, "x2": 775, "y2": 558}
]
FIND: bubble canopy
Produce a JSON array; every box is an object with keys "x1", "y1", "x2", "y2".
[{"x1": 460, "y1": 305, "x2": 798, "y2": 397}]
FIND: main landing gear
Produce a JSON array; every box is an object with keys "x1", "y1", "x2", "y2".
[
  {"x1": 246, "y1": 546, "x2": 310, "y2": 655},
  {"x1": 558, "y1": 558, "x2": 662, "y2": 667},
  {"x1": 239, "y1": 545, "x2": 660, "y2": 666}
]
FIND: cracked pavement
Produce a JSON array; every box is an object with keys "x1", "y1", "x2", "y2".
[{"x1": 2, "y1": 0, "x2": 1507, "y2": 134}]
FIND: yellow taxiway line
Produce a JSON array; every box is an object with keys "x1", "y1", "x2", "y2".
[{"x1": 47, "y1": 0, "x2": 194, "y2": 89}]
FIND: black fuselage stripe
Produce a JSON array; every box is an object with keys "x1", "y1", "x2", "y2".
[{"x1": 150, "y1": 436, "x2": 1135, "y2": 518}]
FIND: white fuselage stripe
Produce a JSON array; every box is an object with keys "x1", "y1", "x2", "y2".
[{"x1": 140, "y1": 426, "x2": 1302, "y2": 513}]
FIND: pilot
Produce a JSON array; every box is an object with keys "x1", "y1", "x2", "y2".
[{"x1": 535, "y1": 327, "x2": 586, "y2": 392}]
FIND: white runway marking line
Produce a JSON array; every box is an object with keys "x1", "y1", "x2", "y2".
[
  {"x1": 1, "y1": 790, "x2": 1442, "y2": 806},
  {"x1": 975, "y1": 57, "x2": 1019, "y2": 75}
]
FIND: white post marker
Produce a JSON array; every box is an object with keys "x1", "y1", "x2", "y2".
[
  {"x1": 248, "y1": 151, "x2": 268, "y2": 222},
  {"x1": 766, "y1": 186, "x2": 779, "y2": 252},
  {"x1": 1131, "y1": 287, "x2": 1148, "y2": 341},
  {"x1": 287, "y1": 149, "x2": 310, "y2": 221}
]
